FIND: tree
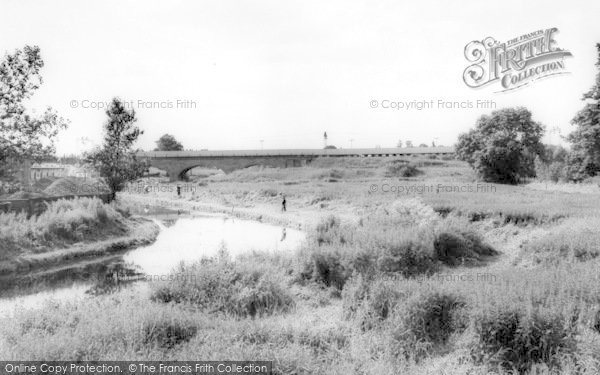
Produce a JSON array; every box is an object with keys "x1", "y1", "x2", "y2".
[
  {"x1": 85, "y1": 98, "x2": 147, "y2": 200},
  {"x1": 396, "y1": 140, "x2": 403, "y2": 148},
  {"x1": 456, "y1": 107, "x2": 545, "y2": 184},
  {"x1": 405, "y1": 140, "x2": 413, "y2": 148},
  {"x1": 566, "y1": 43, "x2": 600, "y2": 181},
  {"x1": 0, "y1": 45, "x2": 68, "y2": 182},
  {"x1": 154, "y1": 134, "x2": 183, "y2": 151},
  {"x1": 418, "y1": 143, "x2": 428, "y2": 147}
]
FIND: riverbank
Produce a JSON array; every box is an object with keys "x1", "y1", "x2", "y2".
[
  {"x1": 118, "y1": 191, "x2": 358, "y2": 231},
  {"x1": 0, "y1": 197, "x2": 161, "y2": 294},
  {"x1": 4, "y1": 159, "x2": 600, "y2": 373}
]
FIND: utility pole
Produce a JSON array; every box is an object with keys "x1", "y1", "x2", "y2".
[
  {"x1": 260, "y1": 140, "x2": 264, "y2": 150},
  {"x1": 350, "y1": 139, "x2": 354, "y2": 148}
]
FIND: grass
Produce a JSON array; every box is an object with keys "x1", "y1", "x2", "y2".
[
  {"x1": 517, "y1": 218, "x2": 600, "y2": 266},
  {"x1": 4, "y1": 157, "x2": 600, "y2": 373},
  {"x1": 150, "y1": 252, "x2": 295, "y2": 318},
  {"x1": 0, "y1": 197, "x2": 131, "y2": 258}
]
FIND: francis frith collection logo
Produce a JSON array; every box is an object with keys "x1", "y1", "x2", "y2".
[{"x1": 463, "y1": 27, "x2": 572, "y2": 92}]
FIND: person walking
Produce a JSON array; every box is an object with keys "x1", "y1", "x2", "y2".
[{"x1": 281, "y1": 194, "x2": 287, "y2": 212}]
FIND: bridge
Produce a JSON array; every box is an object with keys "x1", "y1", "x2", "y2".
[{"x1": 137, "y1": 147, "x2": 455, "y2": 181}]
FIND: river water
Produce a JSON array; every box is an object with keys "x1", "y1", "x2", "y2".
[{"x1": 0, "y1": 211, "x2": 305, "y2": 317}]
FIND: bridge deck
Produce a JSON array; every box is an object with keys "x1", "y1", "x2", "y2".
[{"x1": 138, "y1": 147, "x2": 455, "y2": 158}]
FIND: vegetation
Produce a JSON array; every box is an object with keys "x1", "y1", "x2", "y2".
[
  {"x1": 0, "y1": 197, "x2": 131, "y2": 258},
  {"x1": 151, "y1": 254, "x2": 294, "y2": 318},
  {"x1": 85, "y1": 98, "x2": 148, "y2": 200},
  {"x1": 566, "y1": 43, "x2": 600, "y2": 181},
  {"x1": 3, "y1": 156, "x2": 600, "y2": 374},
  {"x1": 0, "y1": 46, "x2": 68, "y2": 191},
  {"x1": 0, "y1": 45, "x2": 68, "y2": 165},
  {"x1": 154, "y1": 134, "x2": 184, "y2": 151},
  {"x1": 456, "y1": 107, "x2": 545, "y2": 184}
]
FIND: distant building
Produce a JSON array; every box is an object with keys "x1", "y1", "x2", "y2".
[
  {"x1": 30, "y1": 163, "x2": 67, "y2": 180},
  {"x1": 66, "y1": 164, "x2": 99, "y2": 179},
  {"x1": 29, "y1": 163, "x2": 98, "y2": 181}
]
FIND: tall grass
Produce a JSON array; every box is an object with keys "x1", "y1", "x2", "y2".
[
  {"x1": 150, "y1": 254, "x2": 294, "y2": 318},
  {"x1": 295, "y1": 200, "x2": 495, "y2": 289},
  {"x1": 518, "y1": 218, "x2": 600, "y2": 266},
  {"x1": 0, "y1": 197, "x2": 128, "y2": 257}
]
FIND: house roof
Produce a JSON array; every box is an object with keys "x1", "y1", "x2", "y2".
[{"x1": 31, "y1": 163, "x2": 67, "y2": 169}]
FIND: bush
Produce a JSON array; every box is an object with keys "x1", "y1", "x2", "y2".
[
  {"x1": 433, "y1": 231, "x2": 496, "y2": 266},
  {"x1": 143, "y1": 317, "x2": 198, "y2": 349},
  {"x1": 469, "y1": 307, "x2": 577, "y2": 372},
  {"x1": 391, "y1": 289, "x2": 467, "y2": 359},
  {"x1": 377, "y1": 239, "x2": 436, "y2": 277},
  {"x1": 386, "y1": 162, "x2": 421, "y2": 178},
  {"x1": 151, "y1": 258, "x2": 294, "y2": 318},
  {"x1": 342, "y1": 275, "x2": 405, "y2": 329},
  {"x1": 535, "y1": 157, "x2": 568, "y2": 182},
  {"x1": 295, "y1": 245, "x2": 352, "y2": 290}
]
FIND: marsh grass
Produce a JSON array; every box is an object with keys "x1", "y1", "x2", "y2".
[
  {"x1": 150, "y1": 255, "x2": 294, "y2": 318},
  {"x1": 518, "y1": 218, "x2": 600, "y2": 266},
  {"x1": 0, "y1": 197, "x2": 128, "y2": 257}
]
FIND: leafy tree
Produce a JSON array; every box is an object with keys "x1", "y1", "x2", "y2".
[
  {"x1": 324, "y1": 145, "x2": 337, "y2": 149},
  {"x1": 0, "y1": 45, "x2": 68, "y2": 182},
  {"x1": 85, "y1": 98, "x2": 147, "y2": 200},
  {"x1": 566, "y1": 43, "x2": 600, "y2": 181},
  {"x1": 396, "y1": 140, "x2": 403, "y2": 148},
  {"x1": 405, "y1": 140, "x2": 413, "y2": 148},
  {"x1": 418, "y1": 143, "x2": 428, "y2": 148},
  {"x1": 456, "y1": 107, "x2": 545, "y2": 184},
  {"x1": 154, "y1": 133, "x2": 183, "y2": 151}
]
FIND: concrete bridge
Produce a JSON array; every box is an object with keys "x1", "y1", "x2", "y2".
[{"x1": 137, "y1": 147, "x2": 455, "y2": 181}]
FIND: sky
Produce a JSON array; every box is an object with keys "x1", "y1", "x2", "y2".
[{"x1": 1, "y1": 0, "x2": 599, "y2": 155}]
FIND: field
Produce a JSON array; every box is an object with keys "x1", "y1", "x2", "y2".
[{"x1": 2, "y1": 156, "x2": 600, "y2": 374}]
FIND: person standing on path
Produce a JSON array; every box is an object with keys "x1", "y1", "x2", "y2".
[{"x1": 282, "y1": 194, "x2": 287, "y2": 212}]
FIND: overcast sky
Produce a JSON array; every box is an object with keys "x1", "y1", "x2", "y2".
[{"x1": 1, "y1": 0, "x2": 599, "y2": 155}]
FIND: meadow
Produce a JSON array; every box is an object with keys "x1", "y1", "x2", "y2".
[{"x1": 2, "y1": 156, "x2": 600, "y2": 374}]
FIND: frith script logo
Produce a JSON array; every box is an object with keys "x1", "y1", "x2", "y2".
[{"x1": 463, "y1": 28, "x2": 572, "y2": 92}]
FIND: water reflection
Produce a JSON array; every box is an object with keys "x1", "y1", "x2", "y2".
[{"x1": 0, "y1": 211, "x2": 305, "y2": 316}]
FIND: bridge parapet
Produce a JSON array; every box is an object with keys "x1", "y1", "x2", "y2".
[{"x1": 136, "y1": 147, "x2": 455, "y2": 181}]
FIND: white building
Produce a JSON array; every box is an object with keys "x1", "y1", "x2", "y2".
[{"x1": 30, "y1": 163, "x2": 67, "y2": 180}]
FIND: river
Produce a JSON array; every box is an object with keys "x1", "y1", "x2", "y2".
[{"x1": 0, "y1": 210, "x2": 305, "y2": 317}]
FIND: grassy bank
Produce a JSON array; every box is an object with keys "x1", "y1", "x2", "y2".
[
  {"x1": 3, "y1": 158, "x2": 600, "y2": 374},
  {"x1": 0, "y1": 197, "x2": 159, "y2": 278}
]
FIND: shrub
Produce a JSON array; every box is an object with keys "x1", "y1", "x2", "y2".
[
  {"x1": 143, "y1": 317, "x2": 198, "y2": 349},
  {"x1": 151, "y1": 258, "x2": 294, "y2": 318},
  {"x1": 391, "y1": 289, "x2": 467, "y2": 359},
  {"x1": 295, "y1": 245, "x2": 352, "y2": 290},
  {"x1": 386, "y1": 161, "x2": 421, "y2": 178},
  {"x1": 342, "y1": 275, "x2": 405, "y2": 329},
  {"x1": 377, "y1": 239, "x2": 436, "y2": 277},
  {"x1": 469, "y1": 307, "x2": 577, "y2": 372},
  {"x1": 433, "y1": 231, "x2": 496, "y2": 266}
]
